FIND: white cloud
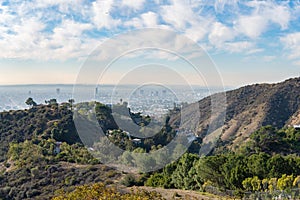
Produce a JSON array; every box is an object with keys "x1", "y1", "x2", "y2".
[
  {"x1": 159, "y1": 0, "x2": 214, "y2": 42},
  {"x1": 88, "y1": 28, "x2": 205, "y2": 62},
  {"x1": 0, "y1": 0, "x2": 297, "y2": 63},
  {"x1": 184, "y1": 26, "x2": 208, "y2": 42},
  {"x1": 160, "y1": 0, "x2": 199, "y2": 30},
  {"x1": 0, "y1": 17, "x2": 46, "y2": 58},
  {"x1": 141, "y1": 12, "x2": 158, "y2": 27},
  {"x1": 122, "y1": 0, "x2": 145, "y2": 10},
  {"x1": 280, "y1": 32, "x2": 300, "y2": 60},
  {"x1": 33, "y1": 0, "x2": 86, "y2": 13},
  {"x1": 222, "y1": 41, "x2": 255, "y2": 53},
  {"x1": 214, "y1": 0, "x2": 239, "y2": 13},
  {"x1": 234, "y1": 1, "x2": 291, "y2": 39},
  {"x1": 235, "y1": 15, "x2": 268, "y2": 39},
  {"x1": 0, "y1": 12, "x2": 97, "y2": 61},
  {"x1": 245, "y1": 48, "x2": 264, "y2": 55},
  {"x1": 208, "y1": 22, "x2": 236, "y2": 47},
  {"x1": 92, "y1": 0, "x2": 121, "y2": 29},
  {"x1": 124, "y1": 17, "x2": 142, "y2": 28},
  {"x1": 124, "y1": 12, "x2": 158, "y2": 28}
]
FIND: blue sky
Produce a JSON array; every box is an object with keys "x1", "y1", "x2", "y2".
[{"x1": 0, "y1": 0, "x2": 299, "y2": 87}]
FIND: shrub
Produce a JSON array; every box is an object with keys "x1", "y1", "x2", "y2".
[{"x1": 121, "y1": 174, "x2": 137, "y2": 187}]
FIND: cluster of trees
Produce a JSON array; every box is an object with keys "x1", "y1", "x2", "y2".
[
  {"x1": 238, "y1": 125, "x2": 300, "y2": 155},
  {"x1": 7, "y1": 139, "x2": 99, "y2": 168},
  {"x1": 145, "y1": 126, "x2": 300, "y2": 197},
  {"x1": 0, "y1": 104, "x2": 73, "y2": 162},
  {"x1": 145, "y1": 152, "x2": 300, "y2": 195},
  {"x1": 242, "y1": 174, "x2": 300, "y2": 192}
]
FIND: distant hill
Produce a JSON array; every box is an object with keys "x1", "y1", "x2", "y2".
[{"x1": 170, "y1": 77, "x2": 300, "y2": 150}]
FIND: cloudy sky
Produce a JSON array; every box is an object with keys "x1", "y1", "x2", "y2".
[{"x1": 0, "y1": 0, "x2": 299, "y2": 86}]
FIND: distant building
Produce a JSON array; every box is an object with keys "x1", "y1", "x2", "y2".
[
  {"x1": 132, "y1": 138, "x2": 142, "y2": 144},
  {"x1": 124, "y1": 131, "x2": 131, "y2": 139},
  {"x1": 88, "y1": 147, "x2": 95, "y2": 151},
  {"x1": 293, "y1": 125, "x2": 300, "y2": 130},
  {"x1": 54, "y1": 142, "x2": 62, "y2": 154}
]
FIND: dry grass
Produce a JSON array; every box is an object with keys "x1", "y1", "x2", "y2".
[{"x1": 123, "y1": 186, "x2": 235, "y2": 200}]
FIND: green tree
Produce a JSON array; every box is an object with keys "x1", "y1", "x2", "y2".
[
  {"x1": 196, "y1": 155, "x2": 227, "y2": 188},
  {"x1": 25, "y1": 97, "x2": 37, "y2": 107},
  {"x1": 222, "y1": 154, "x2": 248, "y2": 189},
  {"x1": 171, "y1": 153, "x2": 199, "y2": 190},
  {"x1": 247, "y1": 153, "x2": 270, "y2": 178},
  {"x1": 68, "y1": 99, "x2": 75, "y2": 110},
  {"x1": 45, "y1": 99, "x2": 57, "y2": 105},
  {"x1": 266, "y1": 154, "x2": 286, "y2": 178}
]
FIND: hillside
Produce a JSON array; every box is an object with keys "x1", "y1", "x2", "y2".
[
  {"x1": 0, "y1": 101, "x2": 177, "y2": 199},
  {"x1": 170, "y1": 77, "x2": 300, "y2": 151},
  {"x1": 1, "y1": 77, "x2": 300, "y2": 199}
]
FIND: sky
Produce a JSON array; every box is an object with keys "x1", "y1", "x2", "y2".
[{"x1": 0, "y1": 0, "x2": 300, "y2": 87}]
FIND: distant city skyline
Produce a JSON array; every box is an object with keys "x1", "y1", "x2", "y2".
[{"x1": 0, "y1": 1, "x2": 299, "y2": 87}]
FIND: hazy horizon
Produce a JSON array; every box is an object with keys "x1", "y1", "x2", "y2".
[{"x1": 0, "y1": 75, "x2": 298, "y2": 88}]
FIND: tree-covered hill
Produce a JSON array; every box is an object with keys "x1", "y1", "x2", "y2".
[
  {"x1": 0, "y1": 100, "x2": 176, "y2": 199},
  {"x1": 1, "y1": 77, "x2": 300, "y2": 199}
]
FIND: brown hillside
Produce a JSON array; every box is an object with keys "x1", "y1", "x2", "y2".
[{"x1": 170, "y1": 77, "x2": 300, "y2": 150}]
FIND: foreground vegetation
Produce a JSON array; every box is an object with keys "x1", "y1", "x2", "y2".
[
  {"x1": 1, "y1": 99, "x2": 300, "y2": 199},
  {"x1": 52, "y1": 183, "x2": 165, "y2": 200},
  {"x1": 144, "y1": 126, "x2": 300, "y2": 198}
]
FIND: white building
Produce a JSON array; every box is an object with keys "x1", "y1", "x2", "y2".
[{"x1": 293, "y1": 125, "x2": 300, "y2": 130}]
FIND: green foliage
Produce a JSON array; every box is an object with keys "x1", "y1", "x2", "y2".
[
  {"x1": 240, "y1": 125, "x2": 300, "y2": 155},
  {"x1": 0, "y1": 103, "x2": 82, "y2": 162},
  {"x1": 52, "y1": 182, "x2": 165, "y2": 200},
  {"x1": 277, "y1": 174, "x2": 293, "y2": 191},
  {"x1": 121, "y1": 174, "x2": 137, "y2": 187},
  {"x1": 247, "y1": 153, "x2": 270, "y2": 179},
  {"x1": 25, "y1": 97, "x2": 37, "y2": 107},
  {"x1": 242, "y1": 177, "x2": 252, "y2": 191},
  {"x1": 8, "y1": 140, "x2": 46, "y2": 168},
  {"x1": 221, "y1": 154, "x2": 249, "y2": 189},
  {"x1": 250, "y1": 176, "x2": 261, "y2": 191},
  {"x1": 196, "y1": 154, "x2": 227, "y2": 188},
  {"x1": 7, "y1": 139, "x2": 98, "y2": 169},
  {"x1": 171, "y1": 153, "x2": 199, "y2": 190},
  {"x1": 145, "y1": 173, "x2": 165, "y2": 187},
  {"x1": 146, "y1": 144, "x2": 300, "y2": 194},
  {"x1": 45, "y1": 99, "x2": 58, "y2": 106},
  {"x1": 293, "y1": 175, "x2": 300, "y2": 188}
]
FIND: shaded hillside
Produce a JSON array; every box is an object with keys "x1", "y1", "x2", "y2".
[{"x1": 170, "y1": 77, "x2": 300, "y2": 150}]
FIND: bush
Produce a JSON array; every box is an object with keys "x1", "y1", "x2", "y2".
[
  {"x1": 121, "y1": 174, "x2": 137, "y2": 187},
  {"x1": 52, "y1": 182, "x2": 165, "y2": 200}
]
